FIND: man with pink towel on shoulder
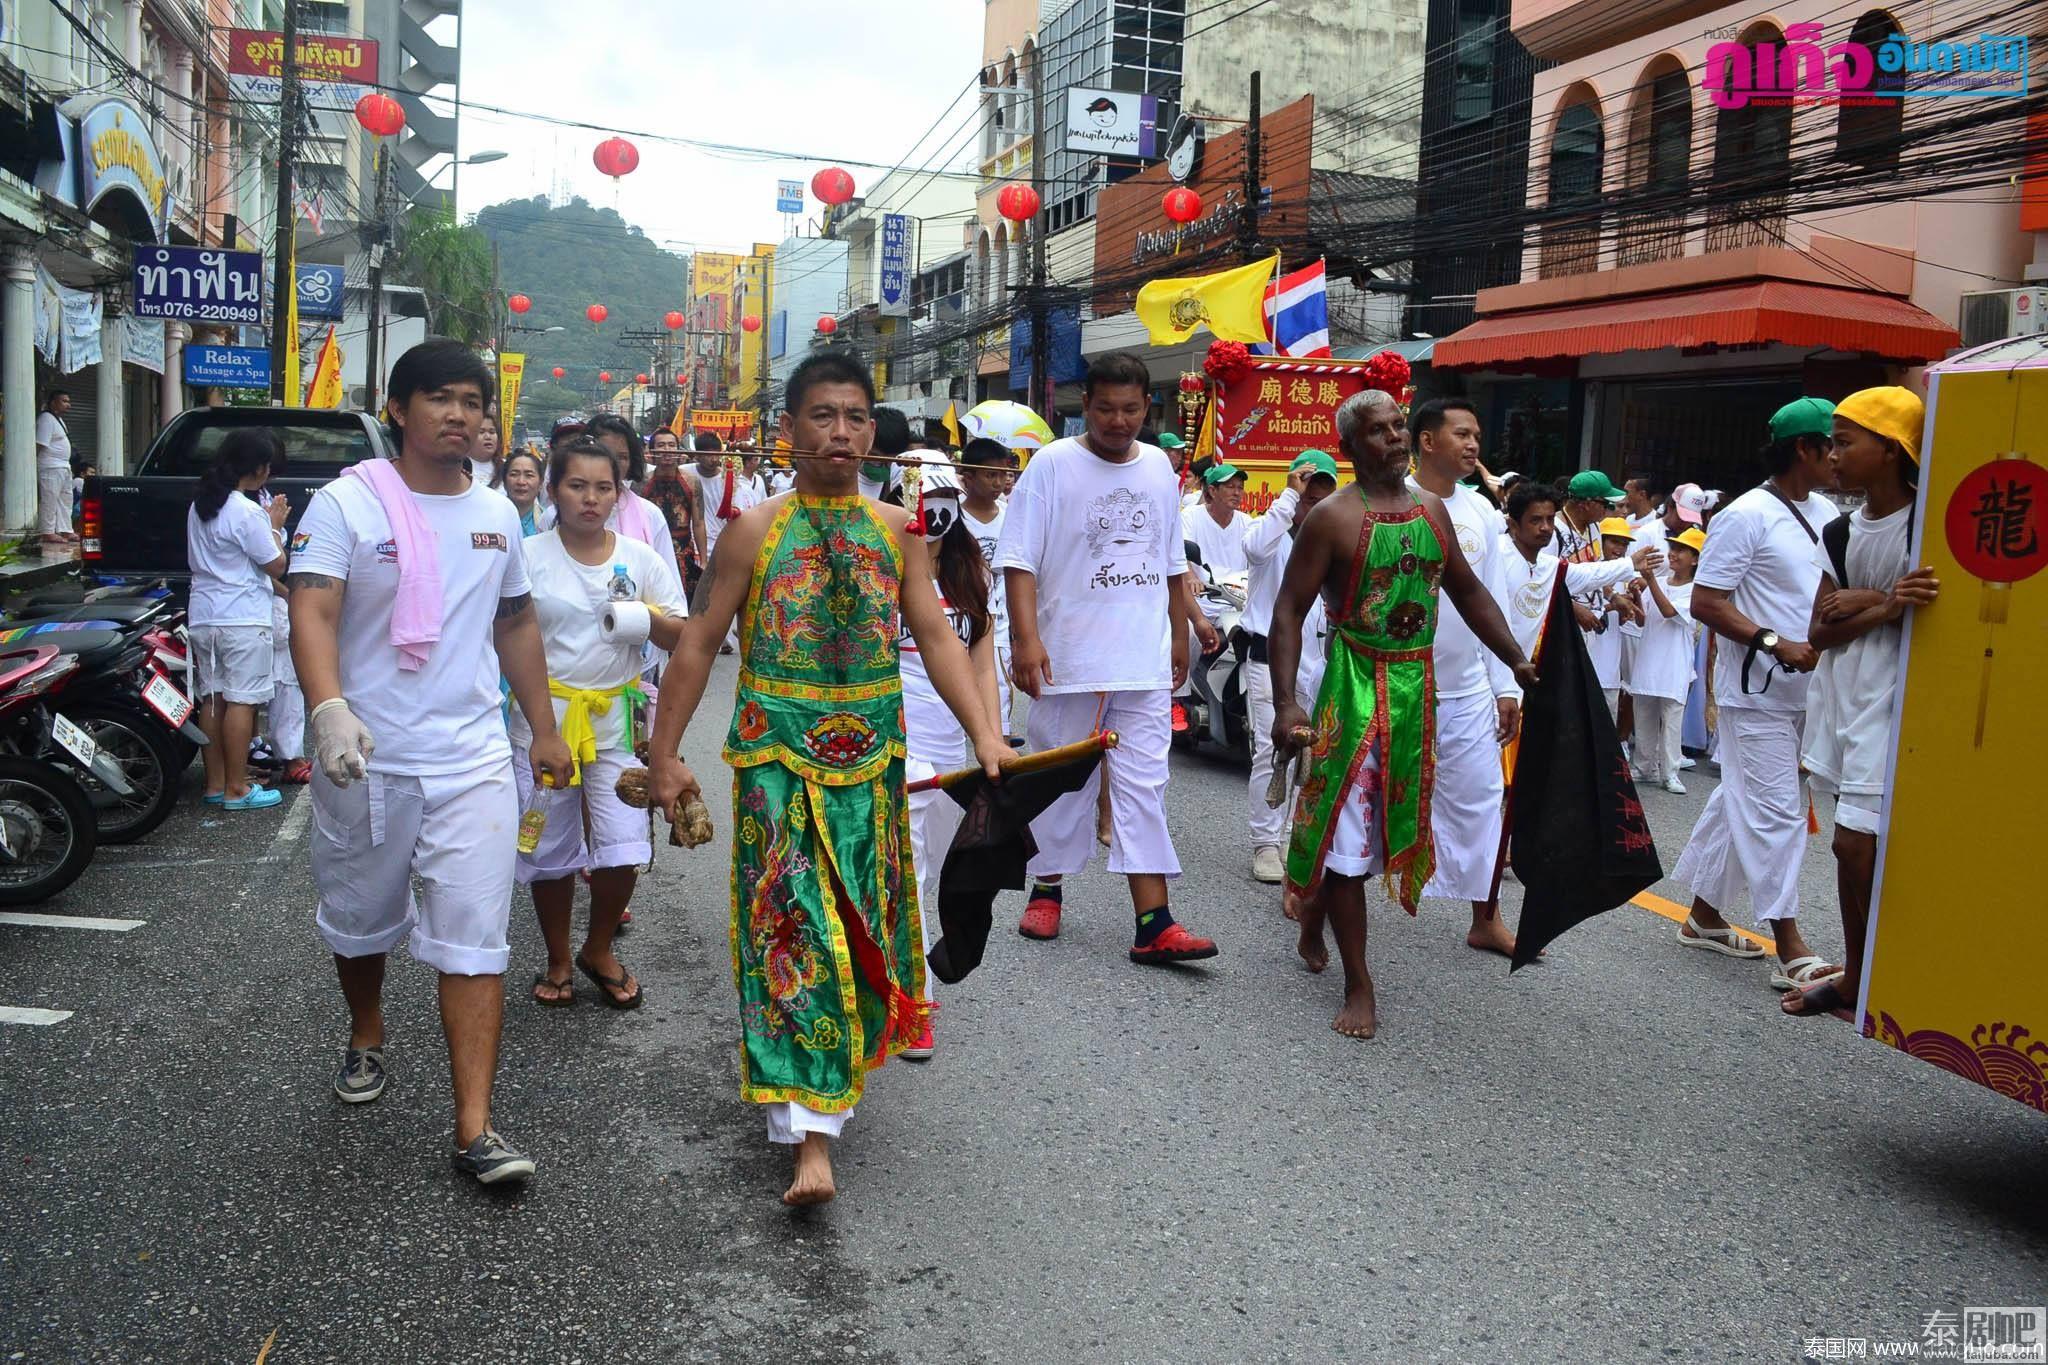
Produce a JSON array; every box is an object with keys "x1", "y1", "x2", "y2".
[{"x1": 288, "y1": 338, "x2": 575, "y2": 1187}]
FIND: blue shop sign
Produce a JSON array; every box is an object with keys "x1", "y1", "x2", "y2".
[
  {"x1": 296, "y1": 263, "x2": 346, "y2": 320},
  {"x1": 184, "y1": 344, "x2": 272, "y2": 389},
  {"x1": 133, "y1": 245, "x2": 265, "y2": 324}
]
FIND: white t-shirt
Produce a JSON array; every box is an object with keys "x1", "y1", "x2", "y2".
[
  {"x1": 899, "y1": 577, "x2": 977, "y2": 766},
  {"x1": 691, "y1": 463, "x2": 758, "y2": 555},
  {"x1": 1696, "y1": 484, "x2": 1841, "y2": 713},
  {"x1": 995, "y1": 437, "x2": 1187, "y2": 694},
  {"x1": 1241, "y1": 486, "x2": 1300, "y2": 638},
  {"x1": 1409, "y1": 479, "x2": 1515, "y2": 700},
  {"x1": 538, "y1": 489, "x2": 676, "y2": 572},
  {"x1": 859, "y1": 464, "x2": 902, "y2": 504},
  {"x1": 960, "y1": 502, "x2": 1008, "y2": 650},
  {"x1": 186, "y1": 493, "x2": 282, "y2": 627},
  {"x1": 290, "y1": 475, "x2": 530, "y2": 775},
  {"x1": 1802, "y1": 504, "x2": 1912, "y2": 798},
  {"x1": 509, "y1": 530, "x2": 686, "y2": 752},
  {"x1": 1495, "y1": 535, "x2": 1638, "y2": 662},
  {"x1": 1181, "y1": 503, "x2": 1250, "y2": 577},
  {"x1": 1630, "y1": 578, "x2": 1697, "y2": 702},
  {"x1": 35, "y1": 411, "x2": 71, "y2": 470}
]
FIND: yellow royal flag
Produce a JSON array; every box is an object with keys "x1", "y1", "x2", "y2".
[
  {"x1": 304, "y1": 324, "x2": 344, "y2": 408},
  {"x1": 940, "y1": 401, "x2": 960, "y2": 448},
  {"x1": 1134, "y1": 254, "x2": 1279, "y2": 346},
  {"x1": 497, "y1": 353, "x2": 525, "y2": 439},
  {"x1": 283, "y1": 240, "x2": 302, "y2": 407},
  {"x1": 668, "y1": 405, "x2": 689, "y2": 440}
]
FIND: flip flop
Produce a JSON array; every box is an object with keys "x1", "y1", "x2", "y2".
[
  {"x1": 1771, "y1": 955, "x2": 1842, "y2": 992},
  {"x1": 531, "y1": 973, "x2": 574, "y2": 1008},
  {"x1": 1676, "y1": 915, "x2": 1765, "y2": 959},
  {"x1": 575, "y1": 954, "x2": 644, "y2": 1011}
]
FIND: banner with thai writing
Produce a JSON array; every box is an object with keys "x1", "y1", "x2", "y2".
[
  {"x1": 132, "y1": 245, "x2": 264, "y2": 324},
  {"x1": 1861, "y1": 342, "x2": 2048, "y2": 1116},
  {"x1": 690, "y1": 408, "x2": 756, "y2": 442},
  {"x1": 227, "y1": 29, "x2": 379, "y2": 111},
  {"x1": 497, "y1": 353, "x2": 525, "y2": 444},
  {"x1": 1211, "y1": 357, "x2": 1367, "y2": 514}
]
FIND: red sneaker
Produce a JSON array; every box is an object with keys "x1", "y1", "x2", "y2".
[
  {"x1": 901, "y1": 1021, "x2": 935, "y2": 1061},
  {"x1": 1130, "y1": 922, "x2": 1219, "y2": 965},
  {"x1": 1018, "y1": 895, "x2": 1063, "y2": 940},
  {"x1": 1170, "y1": 701, "x2": 1190, "y2": 733}
]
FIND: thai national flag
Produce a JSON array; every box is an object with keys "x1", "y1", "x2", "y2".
[{"x1": 1254, "y1": 260, "x2": 1332, "y2": 358}]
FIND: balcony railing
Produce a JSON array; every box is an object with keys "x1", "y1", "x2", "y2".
[
  {"x1": 1616, "y1": 210, "x2": 1687, "y2": 266},
  {"x1": 1703, "y1": 195, "x2": 1787, "y2": 252},
  {"x1": 1538, "y1": 218, "x2": 1602, "y2": 279}
]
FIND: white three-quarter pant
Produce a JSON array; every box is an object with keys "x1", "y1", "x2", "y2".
[
  {"x1": 1323, "y1": 744, "x2": 1383, "y2": 879},
  {"x1": 510, "y1": 743, "x2": 652, "y2": 882},
  {"x1": 1420, "y1": 689, "x2": 1504, "y2": 902},
  {"x1": 1243, "y1": 660, "x2": 1289, "y2": 850},
  {"x1": 765, "y1": 1100, "x2": 851, "y2": 1145},
  {"x1": 312, "y1": 759, "x2": 519, "y2": 975},
  {"x1": 1632, "y1": 695, "x2": 1685, "y2": 781},
  {"x1": 270, "y1": 680, "x2": 306, "y2": 762},
  {"x1": 38, "y1": 466, "x2": 71, "y2": 536},
  {"x1": 1024, "y1": 688, "x2": 1180, "y2": 879},
  {"x1": 904, "y1": 754, "x2": 964, "y2": 1002},
  {"x1": 1669, "y1": 706, "x2": 1808, "y2": 924}
]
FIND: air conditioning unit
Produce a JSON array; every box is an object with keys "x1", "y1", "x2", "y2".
[{"x1": 1958, "y1": 288, "x2": 2048, "y2": 349}]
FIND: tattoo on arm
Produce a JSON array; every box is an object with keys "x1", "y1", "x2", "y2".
[
  {"x1": 284, "y1": 572, "x2": 339, "y2": 591},
  {"x1": 495, "y1": 592, "x2": 533, "y2": 621}
]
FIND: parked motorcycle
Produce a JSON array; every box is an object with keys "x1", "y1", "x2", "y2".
[
  {"x1": 1178, "y1": 544, "x2": 1252, "y2": 759},
  {"x1": 0, "y1": 646, "x2": 100, "y2": 905}
]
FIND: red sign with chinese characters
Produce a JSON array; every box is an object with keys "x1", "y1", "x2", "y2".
[
  {"x1": 1214, "y1": 358, "x2": 1370, "y2": 471},
  {"x1": 1943, "y1": 457, "x2": 2048, "y2": 583}
]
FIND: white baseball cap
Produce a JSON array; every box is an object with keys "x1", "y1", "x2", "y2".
[{"x1": 1671, "y1": 482, "x2": 1709, "y2": 524}]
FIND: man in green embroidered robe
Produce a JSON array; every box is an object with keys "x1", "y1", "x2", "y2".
[
  {"x1": 647, "y1": 353, "x2": 1013, "y2": 1206},
  {"x1": 1268, "y1": 390, "x2": 1537, "y2": 1040}
]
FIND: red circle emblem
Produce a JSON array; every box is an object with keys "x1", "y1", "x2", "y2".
[{"x1": 1945, "y1": 458, "x2": 2048, "y2": 584}]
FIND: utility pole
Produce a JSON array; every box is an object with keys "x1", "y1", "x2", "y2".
[
  {"x1": 1027, "y1": 43, "x2": 1051, "y2": 424},
  {"x1": 362, "y1": 143, "x2": 390, "y2": 415},
  {"x1": 267, "y1": 0, "x2": 301, "y2": 403},
  {"x1": 1239, "y1": 69, "x2": 1262, "y2": 256}
]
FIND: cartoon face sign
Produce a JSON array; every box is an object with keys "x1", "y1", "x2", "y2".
[
  {"x1": 920, "y1": 488, "x2": 963, "y2": 543},
  {"x1": 1084, "y1": 487, "x2": 1162, "y2": 559},
  {"x1": 1086, "y1": 96, "x2": 1118, "y2": 128}
]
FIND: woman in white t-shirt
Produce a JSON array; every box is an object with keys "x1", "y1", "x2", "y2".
[
  {"x1": 467, "y1": 414, "x2": 503, "y2": 488},
  {"x1": 186, "y1": 428, "x2": 290, "y2": 810},
  {"x1": 1631, "y1": 528, "x2": 1702, "y2": 792},
  {"x1": 517, "y1": 439, "x2": 688, "y2": 1010}
]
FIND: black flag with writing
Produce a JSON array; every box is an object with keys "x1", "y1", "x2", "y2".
[
  {"x1": 1505, "y1": 565, "x2": 1662, "y2": 970},
  {"x1": 925, "y1": 754, "x2": 1104, "y2": 984}
]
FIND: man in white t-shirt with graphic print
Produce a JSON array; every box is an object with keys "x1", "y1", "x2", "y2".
[
  {"x1": 997, "y1": 350, "x2": 1219, "y2": 966},
  {"x1": 289, "y1": 340, "x2": 575, "y2": 1187},
  {"x1": 959, "y1": 436, "x2": 1021, "y2": 731},
  {"x1": 1669, "y1": 395, "x2": 1840, "y2": 994}
]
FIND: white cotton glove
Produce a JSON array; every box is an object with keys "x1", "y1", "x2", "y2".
[{"x1": 309, "y1": 698, "x2": 375, "y2": 787}]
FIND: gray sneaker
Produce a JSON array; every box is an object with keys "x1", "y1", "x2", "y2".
[
  {"x1": 454, "y1": 1129, "x2": 536, "y2": 1185},
  {"x1": 334, "y1": 1046, "x2": 386, "y2": 1104}
]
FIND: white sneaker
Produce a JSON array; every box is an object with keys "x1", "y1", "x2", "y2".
[
  {"x1": 1679, "y1": 757, "x2": 1696, "y2": 770},
  {"x1": 1251, "y1": 845, "x2": 1284, "y2": 883},
  {"x1": 1662, "y1": 776, "x2": 1687, "y2": 794}
]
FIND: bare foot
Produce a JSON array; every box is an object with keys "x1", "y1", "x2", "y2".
[
  {"x1": 1296, "y1": 920, "x2": 1328, "y2": 973},
  {"x1": 1465, "y1": 918, "x2": 1518, "y2": 958},
  {"x1": 1283, "y1": 891, "x2": 1304, "y2": 923},
  {"x1": 782, "y1": 1132, "x2": 836, "y2": 1207},
  {"x1": 1331, "y1": 980, "x2": 1378, "y2": 1039},
  {"x1": 1780, "y1": 976, "x2": 1851, "y2": 1018}
]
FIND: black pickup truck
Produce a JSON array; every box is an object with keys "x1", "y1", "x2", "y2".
[{"x1": 82, "y1": 408, "x2": 387, "y2": 581}]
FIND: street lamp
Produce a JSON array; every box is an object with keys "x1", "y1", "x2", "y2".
[{"x1": 506, "y1": 323, "x2": 564, "y2": 337}]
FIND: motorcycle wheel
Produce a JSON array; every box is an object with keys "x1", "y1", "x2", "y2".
[
  {"x1": 0, "y1": 756, "x2": 98, "y2": 905},
  {"x1": 64, "y1": 702, "x2": 186, "y2": 844}
]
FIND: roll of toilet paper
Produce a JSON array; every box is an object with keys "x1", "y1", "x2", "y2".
[{"x1": 601, "y1": 600, "x2": 652, "y2": 648}]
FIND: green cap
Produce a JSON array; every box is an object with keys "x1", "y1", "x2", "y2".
[
  {"x1": 1566, "y1": 470, "x2": 1625, "y2": 501},
  {"x1": 1157, "y1": 431, "x2": 1187, "y2": 450},
  {"x1": 1202, "y1": 461, "x2": 1246, "y2": 485},
  {"x1": 1769, "y1": 396, "x2": 1836, "y2": 441},
  {"x1": 1291, "y1": 449, "x2": 1339, "y2": 481}
]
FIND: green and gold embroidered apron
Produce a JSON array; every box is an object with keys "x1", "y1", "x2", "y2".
[
  {"x1": 723, "y1": 495, "x2": 923, "y2": 1113},
  {"x1": 1285, "y1": 503, "x2": 1444, "y2": 912}
]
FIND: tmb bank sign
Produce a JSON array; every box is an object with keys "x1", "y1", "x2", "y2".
[{"x1": 133, "y1": 246, "x2": 266, "y2": 324}]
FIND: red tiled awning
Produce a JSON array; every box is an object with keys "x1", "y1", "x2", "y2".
[{"x1": 1434, "y1": 280, "x2": 1959, "y2": 370}]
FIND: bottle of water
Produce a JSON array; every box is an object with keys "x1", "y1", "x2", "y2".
[{"x1": 608, "y1": 562, "x2": 635, "y2": 601}]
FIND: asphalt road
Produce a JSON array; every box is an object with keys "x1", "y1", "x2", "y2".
[{"x1": 1, "y1": 656, "x2": 2042, "y2": 1364}]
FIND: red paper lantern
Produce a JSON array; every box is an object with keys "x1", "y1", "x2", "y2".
[
  {"x1": 592, "y1": 137, "x2": 640, "y2": 180},
  {"x1": 816, "y1": 315, "x2": 838, "y2": 335},
  {"x1": 585, "y1": 303, "x2": 609, "y2": 326},
  {"x1": 635, "y1": 373, "x2": 649, "y2": 385},
  {"x1": 600, "y1": 371, "x2": 613, "y2": 384},
  {"x1": 551, "y1": 366, "x2": 566, "y2": 379},
  {"x1": 664, "y1": 310, "x2": 685, "y2": 331},
  {"x1": 1162, "y1": 187, "x2": 1203, "y2": 224},
  {"x1": 810, "y1": 167, "x2": 855, "y2": 206},
  {"x1": 741, "y1": 315, "x2": 762, "y2": 334},
  {"x1": 507, "y1": 293, "x2": 532, "y2": 315},
  {"x1": 353, "y1": 93, "x2": 405, "y2": 138},
  {"x1": 996, "y1": 183, "x2": 1040, "y2": 223}
]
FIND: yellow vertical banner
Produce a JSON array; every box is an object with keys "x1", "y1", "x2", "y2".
[
  {"x1": 283, "y1": 237, "x2": 301, "y2": 407},
  {"x1": 497, "y1": 353, "x2": 525, "y2": 442},
  {"x1": 1861, "y1": 338, "x2": 2048, "y2": 1116},
  {"x1": 304, "y1": 325, "x2": 344, "y2": 408}
]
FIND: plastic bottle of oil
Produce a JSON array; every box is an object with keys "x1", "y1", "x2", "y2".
[{"x1": 517, "y1": 772, "x2": 557, "y2": 854}]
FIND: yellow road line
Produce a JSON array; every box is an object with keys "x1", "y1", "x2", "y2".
[{"x1": 1629, "y1": 889, "x2": 1778, "y2": 954}]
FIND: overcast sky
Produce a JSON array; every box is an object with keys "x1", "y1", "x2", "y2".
[{"x1": 452, "y1": 0, "x2": 985, "y2": 257}]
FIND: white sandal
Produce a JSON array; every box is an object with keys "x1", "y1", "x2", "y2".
[
  {"x1": 1676, "y1": 915, "x2": 1766, "y2": 959},
  {"x1": 1771, "y1": 955, "x2": 1842, "y2": 992}
]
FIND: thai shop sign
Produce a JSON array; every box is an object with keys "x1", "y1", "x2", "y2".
[
  {"x1": 132, "y1": 246, "x2": 265, "y2": 324},
  {"x1": 184, "y1": 345, "x2": 272, "y2": 389},
  {"x1": 879, "y1": 214, "x2": 910, "y2": 317},
  {"x1": 227, "y1": 29, "x2": 380, "y2": 111}
]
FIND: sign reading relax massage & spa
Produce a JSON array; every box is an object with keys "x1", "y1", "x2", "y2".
[
  {"x1": 184, "y1": 345, "x2": 272, "y2": 390},
  {"x1": 133, "y1": 246, "x2": 265, "y2": 324}
]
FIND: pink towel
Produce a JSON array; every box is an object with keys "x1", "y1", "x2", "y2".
[
  {"x1": 343, "y1": 458, "x2": 442, "y2": 671},
  {"x1": 616, "y1": 488, "x2": 652, "y2": 546}
]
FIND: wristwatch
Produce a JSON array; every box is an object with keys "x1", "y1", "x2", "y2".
[{"x1": 1753, "y1": 628, "x2": 1780, "y2": 654}]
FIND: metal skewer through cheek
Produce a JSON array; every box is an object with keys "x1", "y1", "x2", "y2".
[{"x1": 731, "y1": 444, "x2": 1022, "y2": 476}]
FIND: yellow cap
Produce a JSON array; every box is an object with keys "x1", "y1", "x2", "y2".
[
  {"x1": 1597, "y1": 516, "x2": 1633, "y2": 539},
  {"x1": 1834, "y1": 385, "x2": 1925, "y2": 464},
  {"x1": 1669, "y1": 527, "x2": 1707, "y2": 554}
]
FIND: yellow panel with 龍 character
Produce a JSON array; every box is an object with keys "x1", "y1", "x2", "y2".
[{"x1": 1862, "y1": 335, "x2": 2048, "y2": 1116}]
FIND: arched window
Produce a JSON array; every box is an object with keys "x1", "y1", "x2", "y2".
[
  {"x1": 980, "y1": 67, "x2": 1001, "y2": 162},
  {"x1": 1707, "y1": 24, "x2": 1791, "y2": 247},
  {"x1": 1019, "y1": 40, "x2": 1038, "y2": 140},
  {"x1": 1541, "y1": 87, "x2": 1604, "y2": 277},
  {"x1": 1621, "y1": 58, "x2": 1692, "y2": 262},
  {"x1": 1837, "y1": 11, "x2": 1904, "y2": 169}
]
